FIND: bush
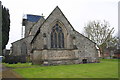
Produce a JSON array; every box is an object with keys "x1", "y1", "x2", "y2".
[
  {"x1": 4, "y1": 55, "x2": 20, "y2": 64},
  {"x1": 112, "y1": 56, "x2": 118, "y2": 59},
  {"x1": 4, "y1": 55, "x2": 30, "y2": 64}
]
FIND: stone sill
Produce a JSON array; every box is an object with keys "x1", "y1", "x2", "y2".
[
  {"x1": 34, "y1": 48, "x2": 78, "y2": 51},
  {"x1": 43, "y1": 58, "x2": 79, "y2": 61}
]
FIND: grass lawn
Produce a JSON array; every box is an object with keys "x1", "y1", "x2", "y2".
[{"x1": 3, "y1": 59, "x2": 118, "y2": 78}]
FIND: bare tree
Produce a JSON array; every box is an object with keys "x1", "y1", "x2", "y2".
[{"x1": 84, "y1": 20, "x2": 117, "y2": 58}]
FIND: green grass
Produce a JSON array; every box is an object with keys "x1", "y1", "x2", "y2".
[
  {"x1": 3, "y1": 59, "x2": 119, "y2": 78},
  {"x1": 100, "y1": 59, "x2": 118, "y2": 62}
]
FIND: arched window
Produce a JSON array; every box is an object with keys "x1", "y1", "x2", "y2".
[{"x1": 51, "y1": 24, "x2": 64, "y2": 48}]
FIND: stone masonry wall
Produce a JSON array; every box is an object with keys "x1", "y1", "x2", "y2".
[
  {"x1": 32, "y1": 7, "x2": 75, "y2": 50},
  {"x1": 74, "y1": 31, "x2": 98, "y2": 62},
  {"x1": 11, "y1": 36, "x2": 34, "y2": 56},
  {"x1": 24, "y1": 21, "x2": 35, "y2": 37},
  {"x1": 31, "y1": 7, "x2": 99, "y2": 65},
  {"x1": 32, "y1": 49, "x2": 79, "y2": 65}
]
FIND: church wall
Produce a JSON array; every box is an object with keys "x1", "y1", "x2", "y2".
[
  {"x1": 11, "y1": 6, "x2": 99, "y2": 65},
  {"x1": 32, "y1": 7, "x2": 75, "y2": 50},
  {"x1": 32, "y1": 33, "x2": 44, "y2": 50},
  {"x1": 74, "y1": 31, "x2": 99, "y2": 62},
  {"x1": 12, "y1": 41, "x2": 21, "y2": 56},
  {"x1": 29, "y1": 7, "x2": 101, "y2": 65},
  {"x1": 32, "y1": 49, "x2": 79, "y2": 65},
  {"x1": 32, "y1": 50, "x2": 43, "y2": 64},
  {"x1": 24, "y1": 21, "x2": 36, "y2": 37},
  {"x1": 31, "y1": 7, "x2": 99, "y2": 65},
  {"x1": 12, "y1": 36, "x2": 33, "y2": 56}
]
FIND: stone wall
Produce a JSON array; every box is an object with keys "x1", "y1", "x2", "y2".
[
  {"x1": 11, "y1": 36, "x2": 34, "y2": 62},
  {"x1": 11, "y1": 15, "x2": 44, "y2": 62},
  {"x1": 74, "y1": 31, "x2": 98, "y2": 62},
  {"x1": 31, "y1": 7, "x2": 99, "y2": 65},
  {"x1": 32, "y1": 7, "x2": 75, "y2": 50},
  {"x1": 32, "y1": 49, "x2": 79, "y2": 65},
  {"x1": 24, "y1": 21, "x2": 35, "y2": 37}
]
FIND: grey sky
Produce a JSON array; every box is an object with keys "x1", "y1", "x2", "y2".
[{"x1": 1, "y1": 0, "x2": 119, "y2": 49}]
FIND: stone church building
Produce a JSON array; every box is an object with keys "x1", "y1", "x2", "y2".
[{"x1": 11, "y1": 6, "x2": 99, "y2": 65}]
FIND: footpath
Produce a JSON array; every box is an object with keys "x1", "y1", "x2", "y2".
[{"x1": 1, "y1": 64, "x2": 25, "y2": 80}]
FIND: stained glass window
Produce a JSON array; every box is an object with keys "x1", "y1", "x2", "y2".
[{"x1": 51, "y1": 24, "x2": 64, "y2": 48}]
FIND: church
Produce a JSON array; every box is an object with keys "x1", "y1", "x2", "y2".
[{"x1": 11, "y1": 6, "x2": 99, "y2": 65}]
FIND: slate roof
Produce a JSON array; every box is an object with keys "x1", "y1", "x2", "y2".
[{"x1": 26, "y1": 14, "x2": 42, "y2": 22}]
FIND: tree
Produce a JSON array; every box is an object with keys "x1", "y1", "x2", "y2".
[
  {"x1": 84, "y1": 20, "x2": 118, "y2": 58},
  {"x1": 2, "y1": 6, "x2": 10, "y2": 50},
  {"x1": 0, "y1": 2, "x2": 2, "y2": 56}
]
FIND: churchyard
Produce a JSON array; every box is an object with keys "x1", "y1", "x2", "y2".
[{"x1": 2, "y1": 59, "x2": 118, "y2": 78}]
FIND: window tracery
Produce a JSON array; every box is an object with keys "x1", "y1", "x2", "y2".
[{"x1": 51, "y1": 24, "x2": 64, "y2": 48}]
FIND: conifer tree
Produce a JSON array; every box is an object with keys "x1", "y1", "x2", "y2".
[{"x1": 2, "y1": 6, "x2": 10, "y2": 50}]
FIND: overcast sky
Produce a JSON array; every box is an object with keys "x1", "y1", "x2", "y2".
[{"x1": 1, "y1": 0, "x2": 119, "y2": 49}]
